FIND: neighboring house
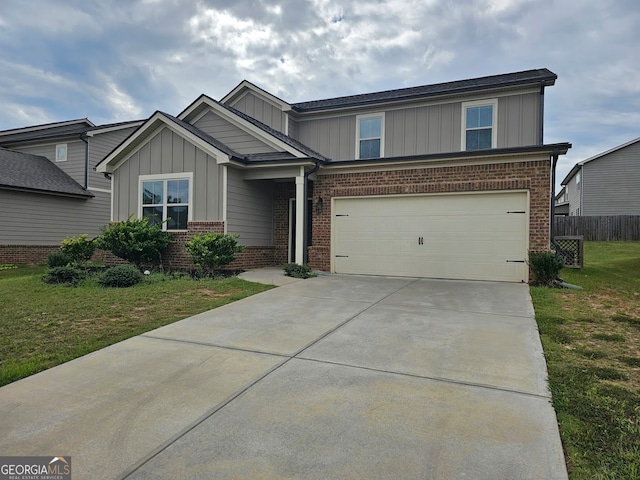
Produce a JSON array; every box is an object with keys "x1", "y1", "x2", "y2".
[
  {"x1": 0, "y1": 119, "x2": 143, "y2": 263},
  {"x1": 97, "y1": 68, "x2": 570, "y2": 283},
  {"x1": 561, "y1": 137, "x2": 640, "y2": 216},
  {"x1": 554, "y1": 186, "x2": 569, "y2": 216}
]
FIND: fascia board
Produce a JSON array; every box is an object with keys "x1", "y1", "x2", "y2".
[{"x1": 221, "y1": 80, "x2": 292, "y2": 112}]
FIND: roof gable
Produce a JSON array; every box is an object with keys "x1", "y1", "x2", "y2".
[
  {"x1": 0, "y1": 147, "x2": 93, "y2": 197},
  {"x1": 96, "y1": 111, "x2": 240, "y2": 174},
  {"x1": 561, "y1": 136, "x2": 640, "y2": 185},
  {"x1": 220, "y1": 80, "x2": 292, "y2": 112},
  {"x1": 177, "y1": 95, "x2": 320, "y2": 160}
]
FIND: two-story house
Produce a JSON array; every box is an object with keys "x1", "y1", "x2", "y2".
[
  {"x1": 96, "y1": 68, "x2": 570, "y2": 283},
  {"x1": 561, "y1": 137, "x2": 640, "y2": 216},
  {"x1": 0, "y1": 119, "x2": 142, "y2": 263}
]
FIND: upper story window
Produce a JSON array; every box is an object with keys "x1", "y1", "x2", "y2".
[
  {"x1": 356, "y1": 113, "x2": 385, "y2": 159},
  {"x1": 140, "y1": 173, "x2": 192, "y2": 231},
  {"x1": 55, "y1": 144, "x2": 67, "y2": 162},
  {"x1": 462, "y1": 99, "x2": 497, "y2": 151}
]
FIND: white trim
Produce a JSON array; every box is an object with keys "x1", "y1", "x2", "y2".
[
  {"x1": 284, "y1": 113, "x2": 289, "y2": 136},
  {"x1": 221, "y1": 80, "x2": 292, "y2": 111},
  {"x1": 55, "y1": 144, "x2": 67, "y2": 162},
  {"x1": 87, "y1": 187, "x2": 111, "y2": 194},
  {"x1": 355, "y1": 112, "x2": 385, "y2": 159},
  {"x1": 222, "y1": 166, "x2": 228, "y2": 233},
  {"x1": 138, "y1": 172, "x2": 194, "y2": 231},
  {"x1": 85, "y1": 121, "x2": 144, "y2": 136},
  {"x1": 461, "y1": 98, "x2": 498, "y2": 151}
]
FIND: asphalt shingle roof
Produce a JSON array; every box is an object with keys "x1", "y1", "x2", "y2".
[
  {"x1": 0, "y1": 119, "x2": 95, "y2": 145},
  {"x1": 0, "y1": 147, "x2": 93, "y2": 197},
  {"x1": 292, "y1": 68, "x2": 557, "y2": 112}
]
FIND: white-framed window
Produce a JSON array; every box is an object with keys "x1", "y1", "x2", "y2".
[
  {"x1": 55, "y1": 144, "x2": 67, "y2": 162},
  {"x1": 461, "y1": 99, "x2": 498, "y2": 151},
  {"x1": 139, "y1": 173, "x2": 193, "y2": 231},
  {"x1": 356, "y1": 113, "x2": 385, "y2": 159}
]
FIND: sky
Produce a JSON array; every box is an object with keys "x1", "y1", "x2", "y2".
[{"x1": 0, "y1": 0, "x2": 638, "y2": 185}]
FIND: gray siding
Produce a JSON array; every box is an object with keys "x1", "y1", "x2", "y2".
[
  {"x1": 231, "y1": 92, "x2": 286, "y2": 133},
  {"x1": 194, "y1": 111, "x2": 277, "y2": 155},
  {"x1": 294, "y1": 92, "x2": 541, "y2": 160},
  {"x1": 566, "y1": 174, "x2": 582, "y2": 216},
  {"x1": 287, "y1": 117, "x2": 299, "y2": 140},
  {"x1": 0, "y1": 189, "x2": 110, "y2": 245},
  {"x1": 583, "y1": 141, "x2": 640, "y2": 215},
  {"x1": 11, "y1": 139, "x2": 87, "y2": 186},
  {"x1": 226, "y1": 168, "x2": 274, "y2": 246},
  {"x1": 88, "y1": 126, "x2": 139, "y2": 191},
  {"x1": 112, "y1": 127, "x2": 222, "y2": 222}
]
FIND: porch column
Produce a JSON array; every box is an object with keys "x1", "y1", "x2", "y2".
[{"x1": 295, "y1": 172, "x2": 305, "y2": 265}]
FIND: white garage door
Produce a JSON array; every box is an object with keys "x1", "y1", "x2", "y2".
[{"x1": 332, "y1": 191, "x2": 529, "y2": 282}]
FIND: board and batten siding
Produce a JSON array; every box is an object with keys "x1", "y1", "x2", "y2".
[
  {"x1": 11, "y1": 139, "x2": 87, "y2": 186},
  {"x1": 229, "y1": 92, "x2": 287, "y2": 133},
  {"x1": 225, "y1": 168, "x2": 274, "y2": 246},
  {"x1": 0, "y1": 189, "x2": 110, "y2": 245},
  {"x1": 88, "y1": 126, "x2": 139, "y2": 191},
  {"x1": 112, "y1": 127, "x2": 222, "y2": 223},
  {"x1": 582, "y1": 141, "x2": 640, "y2": 215},
  {"x1": 194, "y1": 111, "x2": 278, "y2": 155},
  {"x1": 295, "y1": 92, "x2": 541, "y2": 160}
]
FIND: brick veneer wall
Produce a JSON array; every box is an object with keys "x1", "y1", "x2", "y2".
[
  {"x1": 304, "y1": 159, "x2": 551, "y2": 272},
  {"x1": 0, "y1": 245, "x2": 61, "y2": 264}
]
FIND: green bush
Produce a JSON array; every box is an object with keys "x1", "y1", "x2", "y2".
[
  {"x1": 60, "y1": 234, "x2": 96, "y2": 265},
  {"x1": 97, "y1": 215, "x2": 173, "y2": 269},
  {"x1": 47, "y1": 250, "x2": 72, "y2": 268},
  {"x1": 42, "y1": 265, "x2": 85, "y2": 286},
  {"x1": 528, "y1": 250, "x2": 564, "y2": 286},
  {"x1": 98, "y1": 265, "x2": 143, "y2": 288},
  {"x1": 283, "y1": 263, "x2": 316, "y2": 279},
  {"x1": 185, "y1": 233, "x2": 245, "y2": 274}
]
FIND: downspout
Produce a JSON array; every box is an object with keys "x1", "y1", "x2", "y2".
[
  {"x1": 539, "y1": 86, "x2": 545, "y2": 144},
  {"x1": 80, "y1": 134, "x2": 89, "y2": 189},
  {"x1": 302, "y1": 161, "x2": 321, "y2": 264}
]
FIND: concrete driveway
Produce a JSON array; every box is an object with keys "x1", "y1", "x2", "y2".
[{"x1": 0, "y1": 273, "x2": 567, "y2": 479}]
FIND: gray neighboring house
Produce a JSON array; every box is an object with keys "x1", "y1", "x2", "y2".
[
  {"x1": 97, "y1": 68, "x2": 570, "y2": 283},
  {"x1": 0, "y1": 119, "x2": 143, "y2": 263},
  {"x1": 561, "y1": 137, "x2": 640, "y2": 216}
]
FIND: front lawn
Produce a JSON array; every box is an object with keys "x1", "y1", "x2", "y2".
[
  {"x1": 0, "y1": 266, "x2": 273, "y2": 387},
  {"x1": 530, "y1": 242, "x2": 640, "y2": 479}
]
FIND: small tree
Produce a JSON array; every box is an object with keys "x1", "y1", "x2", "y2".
[
  {"x1": 185, "y1": 233, "x2": 245, "y2": 275},
  {"x1": 60, "y1": 234, "x2": 96, "y2": 265},
  {"x1": 97, "y1": 215, "x2": 173, "y2": 269}
]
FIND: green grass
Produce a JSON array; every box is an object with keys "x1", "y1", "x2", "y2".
[
  {"x1": 530, "y1": 242, "x2": 640, "y2": 479},
  {"x1": 0, "y1": 265, "x2": 274, "y2": 387}
]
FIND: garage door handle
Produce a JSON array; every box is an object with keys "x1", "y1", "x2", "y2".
[
  {"x1": 335, "y1": 255, "x2": 349, "y2": 258},
  {"x1": 506, "y1": 260, "x2": 526, "y2": 263},
  {"x1": 507, "y1": 211, "x2": 526, "y2": 214},
  {"x1": 418, "y1": 236, "x2": 424, "y2": 245}
]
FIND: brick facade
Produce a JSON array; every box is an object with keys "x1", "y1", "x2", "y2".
[{"x1": 302, "y1": 159, "x2": 551, "y2": 272}]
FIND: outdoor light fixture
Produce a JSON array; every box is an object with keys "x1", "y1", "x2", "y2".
[{"x1": 316, "y1": 197, "x2": 324, "y2": 214}]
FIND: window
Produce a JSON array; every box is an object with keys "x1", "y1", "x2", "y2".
[
  {"x1": 140, "y1": 174, "x2": 192, "y2": 231},
  {"x1": 356, "y1": 113, "x2": 384, "y2": 159},
  {"x1": 462, "y1": 99, "x2": 497, "y2": 151},
  {"x1": 55, "y1": 144, "x2": 67, "y2": 162}
]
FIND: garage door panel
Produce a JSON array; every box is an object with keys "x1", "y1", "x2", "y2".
[{"x1": 332, "y1": 192, "x2": 528, "y2": 282}]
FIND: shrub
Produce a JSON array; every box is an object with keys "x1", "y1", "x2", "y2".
[
  {"x1": 185, "y1": 233, "x2": 245, "y2": 274},
  {"x1": 98, "y1": 265, "x2": 143, "y2": 288},
  {"x1": 60, "y1": 234, "x2": 96, "y2": 265},
  {"x1": 96, "y1": 215, "x2": 173, "y2": 269},
  {"x1": 47, "y1": 250, "x2": 72, "y2": 268},
  {"x1": 528, "y1": 250, "x2": 564, "y2": 286},
  {"x1": 42, "y1": 265, "x2": 85, "y2": 286},
  {"x1": 283, "y1": 263, "x2": 316, "y2": 279}
]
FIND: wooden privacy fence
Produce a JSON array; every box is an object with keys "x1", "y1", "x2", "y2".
[{"x1": 554, "y1": 215, "x2": 640, "y2": 241}]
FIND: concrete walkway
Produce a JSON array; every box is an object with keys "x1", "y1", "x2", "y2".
[{"x1": 0, "y1": 274, "x2": 568, "y2": 479}]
